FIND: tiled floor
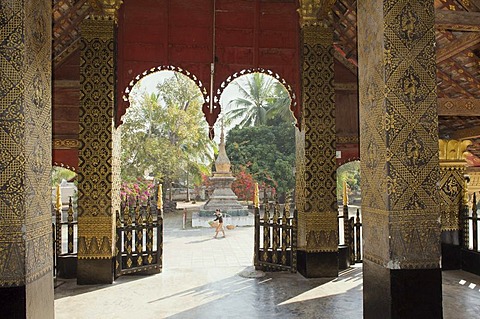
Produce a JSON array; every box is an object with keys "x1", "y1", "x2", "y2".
[{"x1": 55, "y1": 205, "x2": 480, "y2": 319}]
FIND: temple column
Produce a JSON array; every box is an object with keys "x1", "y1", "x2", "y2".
[
  {"x1": 358, "y1": 0, "x2": 442, "y2": 317},
  {"x1": 77, "y1": 2, "x2": 122, "y2": 284},
  {"x1": 296, "y1": 1, "x2": 338, "y2": 278},
  {"x1": 438, "y1": 139, "x2": 471, "y2": 269},
  {"x1": 0, "y1": 1, "x2": 54, "y2": 317}
]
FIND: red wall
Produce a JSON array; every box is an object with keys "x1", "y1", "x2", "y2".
[{"x1": 116, "y1": 0, "x2": 301, "y2": 135}]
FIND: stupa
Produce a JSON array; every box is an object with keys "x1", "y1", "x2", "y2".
[{"x1": 192, "y1": 123, "x2": 252, "y2": 227}]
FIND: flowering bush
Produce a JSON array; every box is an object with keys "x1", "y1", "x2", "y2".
[
  {"x1": 120, "y1": 179, "x2": 155, "y2": 206},
  {"x1": 231, "y1": 169, "x2": 256, "y2": 202}
]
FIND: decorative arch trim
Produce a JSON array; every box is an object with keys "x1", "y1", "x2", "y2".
[
  {"x1": 53, "y1": 162, "x2": 77, "y2": 172},
  {"x1": 337, "y1": 157, "x2": 360, "y2": 167},
  {"x1": 120, "y1": 65, "x2": 213, "y2": 137},
  {"x1": 121, "y1": 65, "x2": 209, "y2": 113},
  {"x1": 215, "y1": 68, "x2": 300, "y2": 129}
]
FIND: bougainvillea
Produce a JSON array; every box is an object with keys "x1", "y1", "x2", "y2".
[
  {"x1": 120, "y1": 178, "x2": 155, "y2": 206},
  {"x1": 231, "y1": 167, "x2": 256, "y2": 202}
]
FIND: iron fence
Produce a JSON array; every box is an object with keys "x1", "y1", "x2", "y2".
[
  {"x1": 115, "y1": 198, "x2": 163, "y2": 277},
  {"x1": 254, "y1": 198, "x2": 297, "y2": 272}
]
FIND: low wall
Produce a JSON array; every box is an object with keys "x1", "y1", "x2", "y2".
[{"x1": 192, "y1": 212, "x2": 254, "y2": 228}]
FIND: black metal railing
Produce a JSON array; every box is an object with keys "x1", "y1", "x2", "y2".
[
  {"x1": 115, "y1": 198, "x2": 163, "y2": 277},
  {"x1": 254, "y1": 197, "x2": 297, "y2": 272},
  {"x1": 54, "y1": 197, "x2": 78, "y2": 278},
  {"x1": 348, "y1": 209, "x2": 362, "y2": 263},
  {"x1": 462, "y1": 192, "x2": 480, "y2": 252}
]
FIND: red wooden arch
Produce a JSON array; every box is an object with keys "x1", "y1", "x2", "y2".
[
  {"x1": 216, "y1": 68, "x2": 298, "y2": 123},
  {"x1": 116, "y1": 0, "x2": 301, "y2": 138}
]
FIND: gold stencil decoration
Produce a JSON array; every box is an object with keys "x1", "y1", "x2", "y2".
[
  {"x1": 88, "y1": 0, "x2": 123, "y2": 21},
  {"x1": 77, "y1": 17, "x2": 117, "y2": 259},
  {"x1": 439, "y1": 139, "x2": 471, "y2": 231},
  {"x1": 297, "y1": 24, "x2": 338, "y2": 252},
  {"x1": 359, "y1": 0, "x2": 440, "y2": 269},
  {"x1": 0, "y1": 0, "x2": 52, "y2": 286},
  {"x1": 298, "y1": 0, "x2": 336, "y2": 26}
]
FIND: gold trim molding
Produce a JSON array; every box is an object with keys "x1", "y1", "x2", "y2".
[
  {"x1": 337, "y1": 136, "x2": 359, "y2": 144},
  {"x1": 53, "y1": 139, "x2": 80, "y2": 150},
  {"x1": 438, "y1": 98, "x2": 480, "y2": 116},
  {"x1": 439, "y1": 139, "x2": 471, "y2": 167},
  {"x1": 298, "y1": 0, "x2": 336, "y2": 27},
  {"x1": 88, "y1": 0, "x2": 123, "y2": 21}
]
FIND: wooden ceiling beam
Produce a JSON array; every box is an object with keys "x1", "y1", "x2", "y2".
[
  {"x1": 435, "y1": 9, "x2": 480, "y2": 32},
  {"x1": 450, "y1": 127, "x2": 480, "y2": 140},
  {"x1": 436, "y1": 32, "x2": 480, "y2": 64},
  {"x1": 438, "y1": 98, "x2": 480, "y2": 116},
  {"x1": 333, "y1": 48, "x2": 357, "y2": 76},
  {"x1": 467, "y1": 0, "x2": 480, "y2": 11},
  {"x1": 335, "y1": 82, "x2": 357, "y2": 91},
  {"x1": 437, "y1": 69, "x2": 476, "y2": 98}
]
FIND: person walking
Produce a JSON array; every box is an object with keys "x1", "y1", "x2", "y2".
[{"x1": 213, "y1": 209, "x2": 226, "y2": 238}]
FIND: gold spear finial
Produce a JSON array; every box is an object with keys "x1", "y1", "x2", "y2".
[
  {"x1": 55, "y1": 184, "x2": 62, "y2": 211},
  {"x1": 342, "y1": 180, "x2": 348, "y2": 206},
  {"x1": 254, "y1": 183, "x2": 260, "y2": 209},
  {"x1": 157, "y1": 184, "x2": 163, "y2": 211}
]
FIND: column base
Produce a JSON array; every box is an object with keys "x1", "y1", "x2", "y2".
[
  {"x1": 297, "y1": 250, "x2": 338, "y2": 278},
  {"x1": 57, "y1": 255, "x2": 78, "y2": 279},
  {"x1": 338, "y1": 245, "x2": 351, "y2": 270},
  {"x1": 77, "y1": 258, "x2": 114, "y2": 285},
  {"x1": 363, "y1": 259, "x2": 442, "y2": 319},
  {"x1": 441, "y1": 243, "x2": 461, "y2": 270},
  {"x1": 0, "y1": 286, "x2": 26, "y2": 318},
  {"x1": 0, "y1": 273, "x2": 54, "y2": 319},
  {"x1": 461, "y1": 249, "x2": 480, "y2": 276}
]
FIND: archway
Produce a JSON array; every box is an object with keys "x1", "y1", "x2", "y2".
[
  {"x1": 119, "y1": 68, "x2": 258, "y2": 274},
  {"x1": 219, "y1": 70, "x2": 297, "y2": 271}
]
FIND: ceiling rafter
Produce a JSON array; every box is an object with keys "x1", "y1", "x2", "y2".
[
  {"x1": 450, "y1": 127, "x2": 480, "y2": 140},
  {"x1": 435, "y1": 9, "x2": 480, "y2": 31},
  {"x1": 437, "y1": 69, "x2": 476, "y2": 98},
  {"x1": 436, "y1": 32, "x2": 480, "y2": 63}
]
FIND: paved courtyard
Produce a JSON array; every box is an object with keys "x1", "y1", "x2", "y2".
[{"x1": 54, "y1": 203, "x2": 480, "y2": 318}]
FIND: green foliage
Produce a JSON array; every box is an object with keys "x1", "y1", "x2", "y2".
[
  {"x1": 224, "y1": 73, "x2": 291, "y2": 128},
  {"x1": 225, "y1": 123, "x2": 295, "y2": 195},
  {"x1": 51, "y1": 166, "x2": 76, "y2": 186},
  {"x1": 121, "y1": 72, "x2": 216, "y2": 187},
  {"x1": 337, "y1": 161, "x2": 361, "y2": 201}
]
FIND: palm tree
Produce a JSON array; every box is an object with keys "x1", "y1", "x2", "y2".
[{"x1": 224, "y1": 73, "x2": 291, "y2": 128}]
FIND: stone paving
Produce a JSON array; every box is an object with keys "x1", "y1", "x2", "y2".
[{"x1": 54, "y1": 203, "x2": 480, "y2": 318}]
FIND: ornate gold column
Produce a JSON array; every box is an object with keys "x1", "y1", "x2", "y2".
[
  {"x1": 296, "y1": 0, "x2": 338, "y2": 277},
  {"x1": 439, "y1": 139, "x2": 471, "y2": 269},
  {"x1": 77, "y1": 1, "x2": 122, "y2": 284},
  {"x1": 358, "y1": 0, "x2": 442, "y2": 317},
  {"x1": 0, "y1": 1, "x2": 54, "y2": 317}
]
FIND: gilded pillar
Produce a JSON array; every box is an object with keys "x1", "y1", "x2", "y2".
[
  {"x1": 77, "y1": 3, "x2": 122, "y2": 284},
  {"x1": 0, "y1": 1, "x2": 54, "y2": 317},
  {"x1": 358, "y1": 0, "x2": 442, "y2": 317},
  {"x1": 296, "y1": 0, "x2": 338, "y2": 277},
  {"x1": 438, "y1": 139, "x2": 471, "y2": 269}
]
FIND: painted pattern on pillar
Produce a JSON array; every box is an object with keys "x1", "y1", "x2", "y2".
[
  {"x1": 298, "y1": 24, "x2": 338, "y2": 252},
  {"x1": 359, "y1": 0, "x2": 440, "y2": 269},
  {"x1": 0, "y1": 0, "x2": 52, "y2": 286},
  {"x1": 78, "y1": 17, "x2": 117, "y2": 259},
  {"x1": 438, "y1": 139, "x2": 471, "y2": 231}
]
